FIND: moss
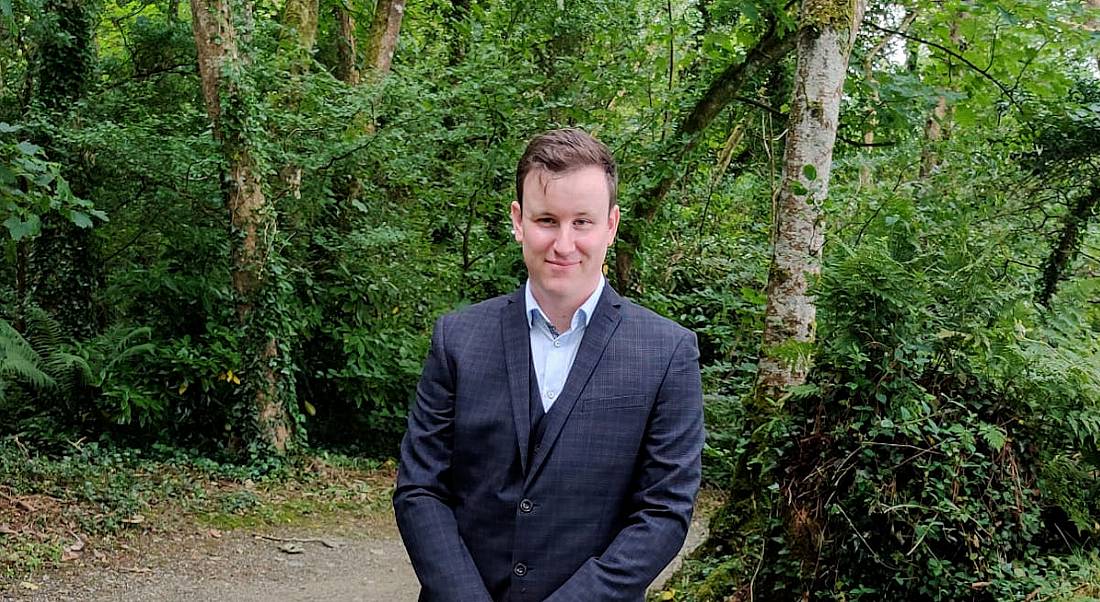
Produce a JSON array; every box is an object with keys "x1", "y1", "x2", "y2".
[
  {"x1": 800, "y1": 0, "x2": 857, "y2": 31},
  {"x1": 196, "y1": 496, "x2": 366, "y2": 530},
  {"x1": 694, "y1": 558, "x2": 743, "y2": 600}
]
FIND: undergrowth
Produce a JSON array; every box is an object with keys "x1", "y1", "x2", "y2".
[
  {"x1": 0, "y1": 440, "x2": 393, "y2": 581},
  {"x1": 665, "y1": 240, "x2": 1100, "y2": 602}
]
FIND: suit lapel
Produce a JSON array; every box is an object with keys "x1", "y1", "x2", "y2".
[
  {"x1": 525, "y1": 286, "x2": 623, "y2": 485},
  {"x1": 501, "y1": 287, "x2": 532, "y2": 474}
]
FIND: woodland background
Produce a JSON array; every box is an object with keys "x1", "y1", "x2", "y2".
[{"x1": 2, "y1": 0, "x2": 1100, "y2": 599}]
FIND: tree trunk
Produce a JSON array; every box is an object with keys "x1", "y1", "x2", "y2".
[
  {"x1": 1037, "y1": 183, "x2": 1100, "y2": 307},
  {"x1": 335, "y1": 3, "x2": 360, "y2": 84},
  {"x1": 755, "y1": 0, "x2": 866, "y2": 403},
  {"x1": 364, "y1": 0, "x2": 405, "y2": 75},
  {"x1": 281, "y1": 0, "x2": 320, "y2": 68},
  {"x1": 918, "y1": 95, "x2": 949, "y2": 177},
  {"x1": 26, "y1": 0, "x2": 99, "y2": 341},
  {"x1": 919, "y1": 15, "x2": 964, "y2": 178},
  {"x1": 614, "y1": 19, "x2": 796, "y2": 292},
  {"x1": 191, "y1": 0, "x2": 293, "y2": 453},
  {"x1": 279, "y1": 0, "x2": 320, "y2": 201},
  {"x1": 1035, "y1": 0, "x2": 1100, "y2": 305}
]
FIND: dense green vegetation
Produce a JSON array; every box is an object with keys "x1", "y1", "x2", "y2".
[{"x1": 2, "y1": 0, "x2": 1100, "y2": 598}]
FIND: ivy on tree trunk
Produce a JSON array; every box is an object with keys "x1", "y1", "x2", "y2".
[{"x1": 191, "y1": 0, "x2": 295, "y2": 454}]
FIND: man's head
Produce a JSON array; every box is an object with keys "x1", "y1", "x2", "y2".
[
  {"x1": 511, "y1": 128, "x2": 620, "y2": 309},
  {"x1": 515, "y1": 128, "x2": 618, "y2": 210}
]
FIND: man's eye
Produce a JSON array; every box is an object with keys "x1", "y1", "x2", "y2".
[
  {"x1": 537, "y1": 218, "x2": 556, "y2": 225},
  {"x1": 574, "y1": 219, "x2": 593, "y2": 227}
]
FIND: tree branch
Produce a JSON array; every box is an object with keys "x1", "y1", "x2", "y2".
[{"x1": 863, "y1": 21, "x2": 1025, "y2": 113}]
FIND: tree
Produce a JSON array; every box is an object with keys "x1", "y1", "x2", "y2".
[
  {"x1": 1035, "y1": 0, "x2": 1100, "y2": 307},
  {"x1": 755, "y1": 0, "x2": 866, "y2": 401},
  {"x1": 334, "y1": 1, "x2": 360, "y2": 84},
  {"x1": 363, "y1": 0, "x2": 405, "y2": 76},
  {"x1": 191, "y1": 0, "x2": 294, "y2": 453},
  {"x1": 24, "y1": 0, "x2": 101, "y2": 340}
]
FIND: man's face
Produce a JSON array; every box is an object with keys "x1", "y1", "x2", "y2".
[{"x1": 511, "y1": 166, "x2": 620, "y2": 305}]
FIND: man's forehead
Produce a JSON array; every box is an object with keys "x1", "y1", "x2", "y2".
[{"x1": 522, "y1": 166, "x2": 612, "y2": 203}]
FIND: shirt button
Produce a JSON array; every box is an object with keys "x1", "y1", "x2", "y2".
[
  {"x1": 514, "y1": 562, "x2": 527, "y2": 577},
  {"x1": 519, "y1": 499, "x2": 533, "y2": 513},
  {"x1": 547, "y1": 391, "x2": 556, "y2": 400},
  {"x1": 553, "y1": 340, "x2": 561, "y2": 348}
]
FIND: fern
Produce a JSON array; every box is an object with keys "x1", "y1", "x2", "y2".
[{"x1": 0, "y1": 319, "x2": 56, "y2": 400}]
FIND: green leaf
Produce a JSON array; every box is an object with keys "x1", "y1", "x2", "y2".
[
  {"x1": 16, "y1": 141, "x2": 41, "y2": 156},
  {"x1": 71, "y1": 211, "x2": 93, "y2": 228},
  {"x1": 802, "y1": 164, "x2": 818, "y2": 182},
  {"x1": 977, "y1": 422, "x2": 1008, "y2": 451},
  {"x1": 0, "y1": 122, "x2": 18, "y2": 133},
  {"x1": 4, "y1": 215, "x2": 40, "y2": 240},
  {"x1": 995, "y1": 5, "x2": 1018, "y2": 25}
]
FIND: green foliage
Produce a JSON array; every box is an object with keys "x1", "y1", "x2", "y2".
[
  {"x1": 0, "y1": 124, "x2": 103, "y2": 240},
  {"x1": 64, "y1": 325, "x2": 161, "y2": 426},
  {"x1": 0, "y1": 318, "x2": 54, "y2": 398},
  {"x1": 681, "y1": 234, "x2": 1100, "y2": 601}
]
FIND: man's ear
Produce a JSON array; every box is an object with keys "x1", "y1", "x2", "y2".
[
  {"x1": 607, "y1": 204, "x2": 620, "y2": 242},
  {"x1": 510, "y1": 201, "x2": 524, "y2": 243}
]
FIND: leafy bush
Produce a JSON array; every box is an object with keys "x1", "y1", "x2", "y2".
[{"x1": 685, "y1": 240, "x2": 1100, "y2": 601}]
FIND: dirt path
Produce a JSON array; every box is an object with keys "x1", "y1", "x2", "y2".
[{"x1": 5, "y1": 513, "x2": 705, "y2": 601}]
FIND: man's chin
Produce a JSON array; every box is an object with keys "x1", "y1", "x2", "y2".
[{"x1": 532, "y1": 274, "x2": 597, "y2": 300}]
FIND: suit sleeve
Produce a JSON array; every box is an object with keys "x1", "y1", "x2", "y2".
[
  {"x1": 393, "y1": 314, "x2": 494, "y2": 601},
  {"x1": 545, "y1": 330, "x2": 705, "y2": 602}
]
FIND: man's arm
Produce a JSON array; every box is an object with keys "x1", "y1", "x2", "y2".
[
  {"x1": 393, "y1": 314, "x2": 493, "y2": 601},
  {"x1": 545, "y1": 330, "x2": 705, "y2": 602}
]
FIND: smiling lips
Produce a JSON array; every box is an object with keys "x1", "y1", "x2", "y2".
[{"x1": 546, "y1": 259, "x2": 578, "y2": 270}]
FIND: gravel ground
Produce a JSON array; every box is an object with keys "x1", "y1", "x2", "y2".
[{"x1": 2, "y1": 514, "x2": 705, "y2": 601}]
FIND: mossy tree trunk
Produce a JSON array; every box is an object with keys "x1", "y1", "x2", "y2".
[
  {"x1": 755, "y1": 0, "x2": 866, "y2": 403},
  {"x1": 1036, "y1": 0, "x2": 1100, "y2": 307},
  {"x1": 690, "y1": 2, "x2": 866, "y2": 598},
  {"x1": 364, "y1": 0, "x2": 405, "y2": 76},
  {"x1": 334, "y1": 1, "x2": 360, "y2": 85},
  {"x1": 278, "y1": 0, "x2": 320, "y2": 201},
  {"x1": 191, "y1": 0, "x2": 294, "y2": 453}
]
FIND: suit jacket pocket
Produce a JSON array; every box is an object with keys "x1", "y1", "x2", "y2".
[{"x1": 579, "y1": 394, "x2": 648, "y2": 412}]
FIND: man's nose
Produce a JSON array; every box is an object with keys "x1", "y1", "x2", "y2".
[{"x1": 553, "y1": 227, "x2": 575, "y2": 254}]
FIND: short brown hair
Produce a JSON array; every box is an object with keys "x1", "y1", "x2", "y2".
[{"x1": 515, "y1": 128, "x2": 618, "y2": 209}]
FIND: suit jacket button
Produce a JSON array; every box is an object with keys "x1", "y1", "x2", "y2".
[
  {"x1": 519, "y1": 499, "x2": 533, "y2": 513},
  {"x1": 513, "y1": 562, "x2": 527, "y2": 577}
]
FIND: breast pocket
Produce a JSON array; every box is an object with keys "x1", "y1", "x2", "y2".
[{"x1": 578, "y1": 394, "x2": 649, "y2": 413}]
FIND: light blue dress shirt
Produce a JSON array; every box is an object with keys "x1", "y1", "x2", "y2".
[{"x1": 525, "y1": 276, "x2": 605, "y2": 412}]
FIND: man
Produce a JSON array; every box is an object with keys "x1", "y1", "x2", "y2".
[{"x1": 394, "y1": 128, "x2": 704, "y2": 601}]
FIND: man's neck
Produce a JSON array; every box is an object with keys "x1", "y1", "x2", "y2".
[{"x1": 530, "y1": 280, "x2": 599, "y2": 334}]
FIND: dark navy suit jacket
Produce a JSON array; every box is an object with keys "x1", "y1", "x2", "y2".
[{"x1": 393, "y1": 285, "x2": 704, "y2": 601}]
